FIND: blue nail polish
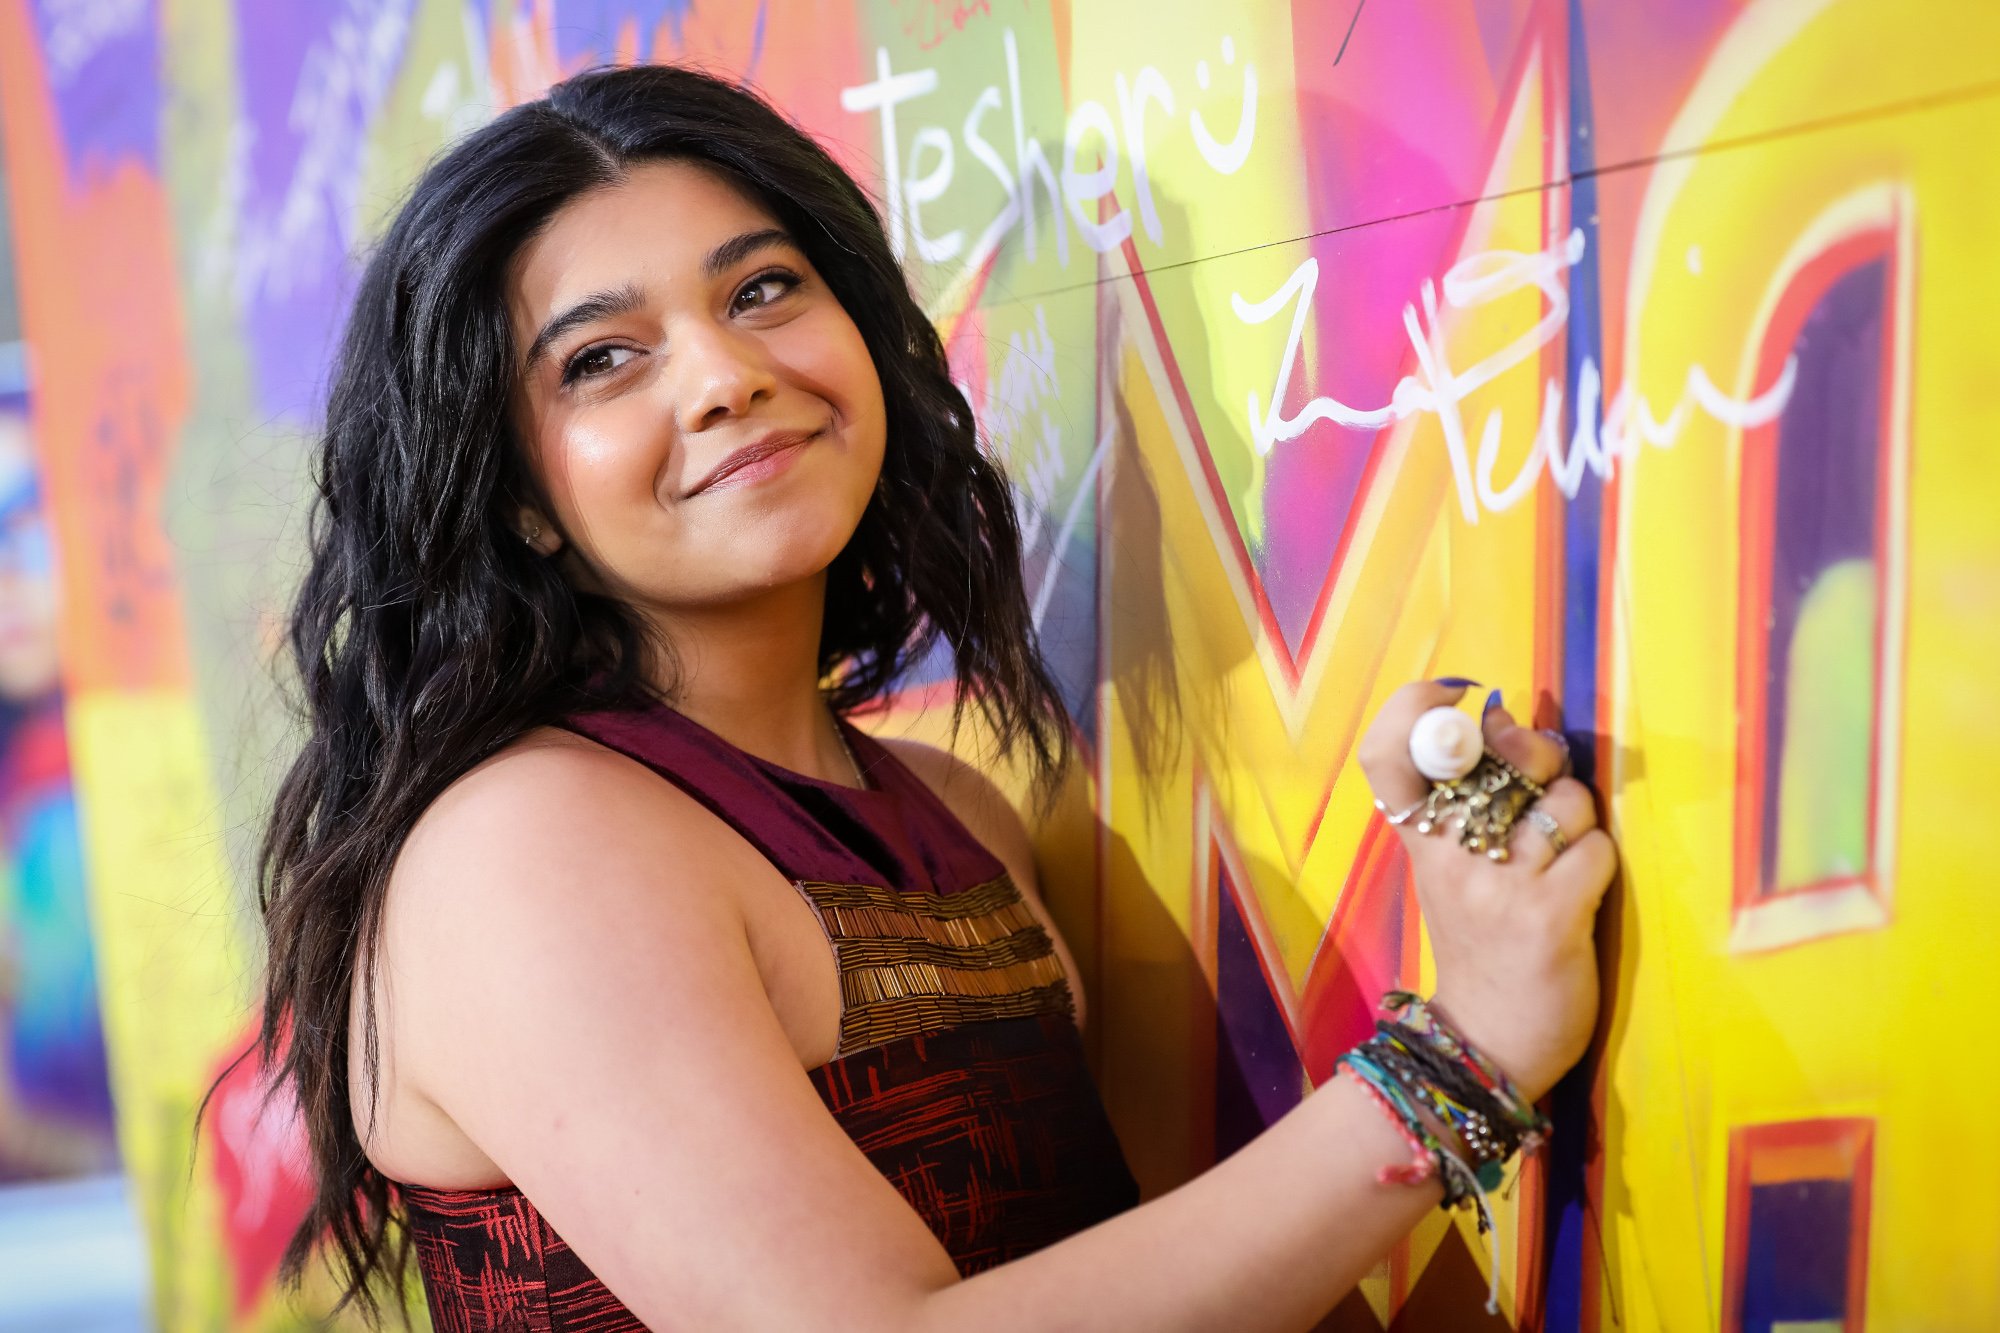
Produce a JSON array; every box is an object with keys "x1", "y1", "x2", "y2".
[
  {"x1": 1484, "y1": 688, "x2": 1504, "y2": 715},
  {"x1": 1433, "y1": 676, "x2": 1480, "y2": 688}
]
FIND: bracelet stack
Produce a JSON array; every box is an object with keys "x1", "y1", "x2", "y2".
[{"x1": 1335, "y1": 991, "x2": 1553, "y2": 1314}]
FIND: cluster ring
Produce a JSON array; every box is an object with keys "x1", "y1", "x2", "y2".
[{"x1": 1409, "y1": 748, "x2": 1547, "y2": 862}]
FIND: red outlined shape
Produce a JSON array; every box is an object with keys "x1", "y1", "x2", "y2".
[
  {"x1": 1719, "y1": 1117, "x2": 1875, "y2": 1333},
  {"x1": 1731, "y1": 222, "x2": 1904, "y2": 949}
]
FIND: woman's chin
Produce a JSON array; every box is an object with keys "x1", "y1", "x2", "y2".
[
  {"x1": 677, "y1": 531, "x2": 863, "y2": 604},
  {"x1": 741, "y1": 509, "x2": 867, "y2": 577}
]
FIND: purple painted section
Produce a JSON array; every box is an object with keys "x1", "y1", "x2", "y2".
[
  {"x1": 512, "y1": 0, "x2": 696, "y2": 64},
  {"x1": 1261, "y1": 0, "x2": 1532, "y2": 652},
  {"x1": 1260, "y1": 206, "x2": 1460, "y2": 646},
  {"x1": 231, "y1": 0, "x2": 414, "y2": 421},
  {"x1": 1213, "y1": 867, "x2": 1302, "y2": 1159},
  {"x1": 1577, "y1": 0, "x2": 1747, "y2": 173},
  {"x1": 1758, "y1": 260, "x2": 1885, "y2": 888},
  {"x1": 1255, "y1": 0, "x2": 1749, "y2": 654},
  {"x1": 26, "y1": 0, "x2": 162, "y2": 176},
  {"x1": 1740, "y1": 1178, "x2": 1854, "y2": 1331}
]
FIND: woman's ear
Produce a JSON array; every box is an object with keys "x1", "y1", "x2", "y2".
[{"x1": 516, "y1": 507, "x2": 563, "y2": 557}]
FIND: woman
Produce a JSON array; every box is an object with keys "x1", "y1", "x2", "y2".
[{"x1": 249, "y1": 63, "x2": 1614, "y2": 1328}]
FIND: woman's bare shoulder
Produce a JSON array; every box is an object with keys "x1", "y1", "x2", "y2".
[
  {"x1": 384, "y1": 725, "x2": 751, "y2": 960},
  {"x1": 426, "y1": 723, "x2": 654, "y2": 809},
  {"x1": 364, "y1": 723, "x2": 957, "y2": 1328},
  {"x1": 403, "y1": 723, "x2": 690, "y2": 847}
]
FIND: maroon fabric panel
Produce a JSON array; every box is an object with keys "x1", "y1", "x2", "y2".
[{"x1": 563, "y1": 703, "x2": 1006, "y2": 892}]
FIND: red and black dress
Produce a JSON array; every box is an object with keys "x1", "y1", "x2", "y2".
[{"x1": 395, "y1": 702, "x2": 1139, "y2": 1330}]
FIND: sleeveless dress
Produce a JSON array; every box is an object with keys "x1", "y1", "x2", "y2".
[{"x1": 395, "y1": 703, "x2": 1139, "y2": 1330}]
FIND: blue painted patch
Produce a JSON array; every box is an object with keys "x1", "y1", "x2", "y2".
[
  {"x1": 230, "y1": 0, "x2": 414, "y2": 420},
  {"x1": 27, "y1": 0, "x2": 162, "y2": 177},
  {"x1": 517, "y1": 0, "x2": 696, "y2": 64},
  {"x1": 1740, "y1": 1178, "x2": 1853, "y2": 1331},
  {"x1": 1543, "y1": 1, "x2": 1605, "y2": 1328}
]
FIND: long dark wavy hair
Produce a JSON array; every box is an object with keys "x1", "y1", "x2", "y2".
[{"x1": 229, "y1": 62, "x2": 1071, "y2": 1319}]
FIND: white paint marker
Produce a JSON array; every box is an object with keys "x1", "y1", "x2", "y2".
[{"x1": 1409, "y1": 706, "x2": 1483, "y2": 782}]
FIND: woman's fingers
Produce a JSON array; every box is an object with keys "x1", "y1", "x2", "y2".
[
  {"x1": 1357, "y1": 680, "x2": 1474, "y2": 812},
  {"x1": 1356, "y1": 683, "x2": 1617, "y2": 1099},
  {"x1": 1363, "y1": 689, "x2": 1608, "y2": 909},
  {"x1": 1483, "y1": 702, "x2": 1567, "y2": 787},
  {"x1": 1543, "y1": 827, "x2": 1620, "y2": 914}
]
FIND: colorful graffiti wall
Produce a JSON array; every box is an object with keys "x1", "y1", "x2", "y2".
[
  {"x1": 1, "y1": 0, "x2": 1995, "y2": 1326},
  {"x1": 0, "y1": 338, "x2": 143, "y2": 1328}
]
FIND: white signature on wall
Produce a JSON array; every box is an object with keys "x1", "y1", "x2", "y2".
[
  {"x1": 842, "y1": 32, "x2": 1792, "y2": 527},
  {"x1": 1232, "y1": 229, "x2": 1798, "y2": 523}
]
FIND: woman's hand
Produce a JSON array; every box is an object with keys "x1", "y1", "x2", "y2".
[{"x1": 1357, "y1": 681, "x2": 1617, "y2": 1102}]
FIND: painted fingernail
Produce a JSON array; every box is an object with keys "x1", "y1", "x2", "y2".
[
  {"x1": 1484, "y1": 688, "x2": 1504, "y2": 716},
  {"x1": 1540, "y1": 728, "x2": 1571, "y2": 754},
  {"x1": 1433, "y1": 676, "x2": 1480, "y2": 688}
]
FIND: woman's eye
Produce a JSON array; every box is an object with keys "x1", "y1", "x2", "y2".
[
  {"x1": 733, "y1": 270, "x2": 801, "y2": 311},
  {"x1": 561, "y1": 345, "x2": 640, "y2": 385}
]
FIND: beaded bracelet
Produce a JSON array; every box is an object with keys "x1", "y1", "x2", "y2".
[
  {"x1": 1335, "y1": 992, "x2": 1554, "y2": 1315},
  {"x1": 1380, "y1": 990, "x2": 1550, "y2": 1147},
  {"x1": 1365, "y1": 1036, "x2": 1513, "y2": 1192}
]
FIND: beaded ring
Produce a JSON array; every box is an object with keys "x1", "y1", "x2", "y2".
[{"x1": 1412, "y1": 750, "x2": 1547, "y2": 861}]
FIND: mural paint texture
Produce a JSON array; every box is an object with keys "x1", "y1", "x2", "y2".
[
  {"x1": 0, "y1": 0, "x2": 1995, "y2": 1326},
  {"x1": 0, "y1": 381, "x2": 118, "y2": 1187}
]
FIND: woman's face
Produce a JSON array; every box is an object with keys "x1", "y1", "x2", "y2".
[{"x1": 505, "y1": 160, "x2": 886, "y2": 618}]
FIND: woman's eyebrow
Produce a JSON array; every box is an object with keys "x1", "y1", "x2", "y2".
[
  {"x1": 702, "y1": 227, "x2": 794, "y2": 279},
  {"x1": 523, "y1": 281, "x2": 646, "y2": 373}
]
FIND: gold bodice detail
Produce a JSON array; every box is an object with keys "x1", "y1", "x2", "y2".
[{"x1": 796, "y1": 874, "x2": 1075, "y2": 1057}]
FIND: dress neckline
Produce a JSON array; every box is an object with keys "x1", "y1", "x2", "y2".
[{"x1": 653, "y1": 701, "x2": 895, "y2": 799}]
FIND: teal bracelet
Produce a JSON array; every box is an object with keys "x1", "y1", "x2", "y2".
[
  {"x1": 1380, "y1": 990, "x2": 1551, "y2": 1145},
  {"x1": 1337, "y1": 991, "x2": 1552, "y2": 1316}
]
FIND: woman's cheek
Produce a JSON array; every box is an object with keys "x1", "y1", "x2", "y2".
[
  {"x1": 784, "y1": 314, "x2": 877, "y2": 424},
  {"x1": 566, "y1": 409, "x2": 666, "y2": 512}
]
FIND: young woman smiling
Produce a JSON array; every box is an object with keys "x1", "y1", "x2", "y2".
[{"x1": 241, "y1": 64, "x2": 1614, "y2": 1329}]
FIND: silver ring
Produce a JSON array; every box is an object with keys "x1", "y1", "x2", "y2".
[
  {"x1": 1522, "y1": 807, "x2": 1568, "y2": 856},
  {"x1": 1374, "y1": 796, "x2": 1426, "y2": 827}
]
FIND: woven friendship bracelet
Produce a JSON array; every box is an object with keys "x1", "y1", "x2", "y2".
[
  {"x1": 1380, "y1": 990, "x2": 1551, "y2": 1145},
  {"x1": 1337, "y1": 992, "x2": 1556, "y2": 1315}
]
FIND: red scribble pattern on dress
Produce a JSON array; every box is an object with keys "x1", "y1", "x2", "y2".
[
  {"x1": 810, "y1": 1013, "x2": 1136, "y2": 1274},
  {"x1": 402, "y1": 1015, "x2": 1136, "y2": 1329},
  {"x1": 401, "y1": 1185, "x2": 644, "y2": 1333}
]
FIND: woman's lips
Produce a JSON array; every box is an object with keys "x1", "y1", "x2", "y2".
[{"x1": 683, "y1": 426, "x2": 822, "y2": 497}]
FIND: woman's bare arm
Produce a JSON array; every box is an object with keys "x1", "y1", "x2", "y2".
[{"x1": 380, "y1": 684, "x2": 1608, "y2": 1330}]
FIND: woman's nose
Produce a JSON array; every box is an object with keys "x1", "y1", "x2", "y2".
[{"x1": 672, "y1": 321, "x2": 779, "y2": 432}]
